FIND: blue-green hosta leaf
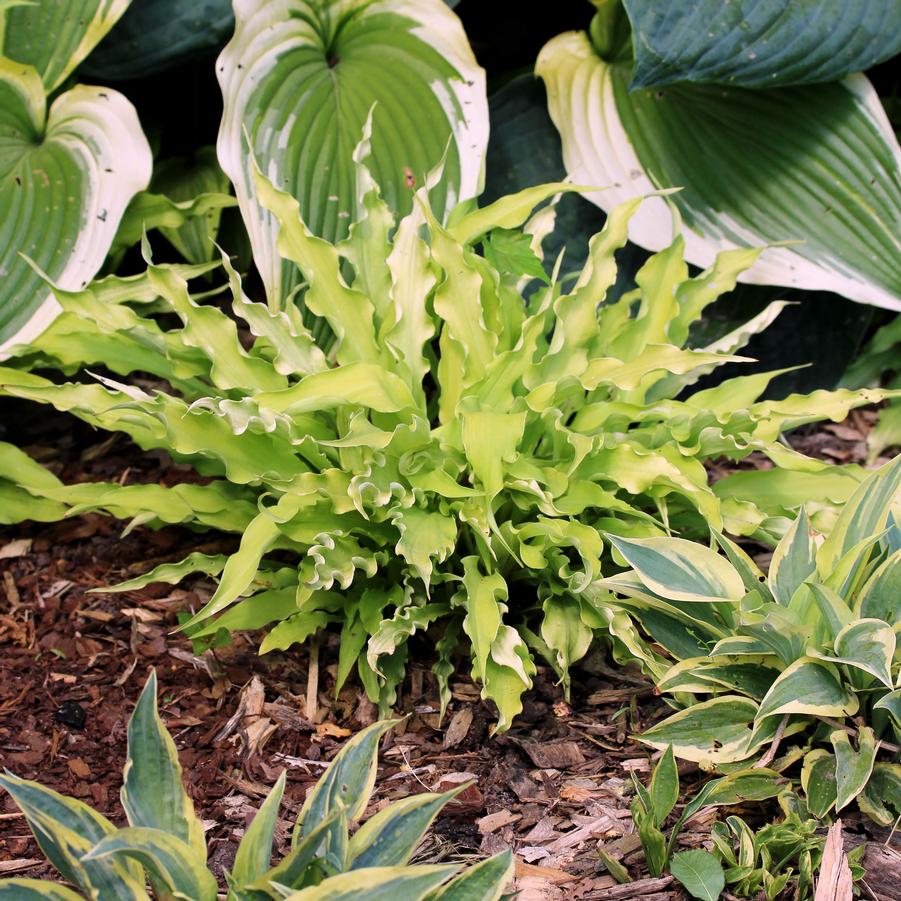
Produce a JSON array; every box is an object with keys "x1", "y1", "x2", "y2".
[
  {"x1": 217, "y1": 0, "x2": 487, "y2": 308},
  {"x1": 638, "y1": 696, "x2": 760, "y2": 765},
  {"x1": 800, "y1": 749, "x2": 838, "y2": 818},
  {"x1": 831, "y1": 726, "x2": 878, "y2": 812},
  {"x1": 0, "y1": 881, "x2": 84, "y2": 900},
  {"x1": 231, "y1": 771, "x2": 286, "y2": 887},
  {"x1": 80, "y1": 0, "x2": 235, "y2": 80},
  {"x1": 280, "y1": 865, "x2": 457, "y2": 901},
  {"x1": 0, "y1": 60, "x2": 151, "y2": 353},
  {"x1": 756, "y1": 658, "x2": 859, "y2": 721},
  {"x1": 818, "y1": 454, "x2": 901, "y2": 576},
  {"x1": 0, "y1": 772, "x2": 139, "y2": 892},
  {"x1": 121, "y1": 670, "x2": 207, "y2": 860},
  {"x1": 815, "y1": 618, "x2": 896, "y2": 688},
  {"x1": 1, "y1": 0, "x2": 130, "y2": 90},
  {"x1": 858, "y1": 763, "x2": 901, "y2": 826},
  {"x1": 426, "y1": 850, "x2": 513, "y2": 901},
  {"x1": 84, "y1": 827, "x2": 217, "y2": 901},
  {"x1": 857, "y1": 550, "x2": 901, "y2": 624},
  {"x1": 607, "y1": 534, "x2": 745, "y2": 603},
  {"x1": 624, "y1": 0, "x2": 901, "y2": 89},
  {"x1": 768, "y1": 507, "x2": 818, "y2": 606},
  {"x1": 669, "y1": 849, "x2": 724, "y2": 901},
  {"x1": 296, "y1": 720, "x2": 397, "y2": 838},
  {"x1": 347, "y1": 787, "x2": 459, "y2": 869},
  {"x1": 537, "y1": 28, "x2": 901, "y2": 309}
]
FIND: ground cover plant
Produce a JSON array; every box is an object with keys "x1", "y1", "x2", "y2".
[
  {"x1": 1, "y1": 151, "x2": 894, "y2": 731},
  {"x1": 0, "y1": 671, "x2": 513, "y2": 898},
  {"x1": 1, "y1": 0, "x2": 900, "y2": 896},
  {"x1": 600, "y1": 454, "x2": 901, "y2": 821}
]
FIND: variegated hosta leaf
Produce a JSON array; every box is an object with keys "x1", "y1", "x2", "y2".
[
  {"x1": 756, "y1": 658, "x2": 859, "y2": 721},
  {"x1": 427, "y1": 849, "x2": 513, "y2": 901},
  {"x1": 0, "y1": 60, "x2": 151, "y2": 353},
  {"x1": 1, "y1": 0, "x2": 131, "y2": 90},
  {"x1": 0, "y1": 880, "x2": 85, "y2": 900},
  {"x1": 831, "y1": 726, "x2": 878, "y2": 812},
  {"x1": 217, "y1": 0, "x2": 488, "y2": 308},
  {"x1": 624, "y1": 0, "x2": 901, "y2": 89},
  {"x1": 280, "y1": 865, "x2": 457, "y2": 901},
  {"x1": 536, "y1": 22, "x2": 901, "y2": 309}
]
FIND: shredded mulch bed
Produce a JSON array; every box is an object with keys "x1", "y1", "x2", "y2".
[{"x1": 1, "y1": 406, "x2": 899, "y2": 899}]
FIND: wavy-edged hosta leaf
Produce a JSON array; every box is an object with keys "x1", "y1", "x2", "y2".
[
  {"x1": 348, "y1": 787, "x2": 458, "y2": 869},
  {"x1": 217, "y1": 0, "x2": 488, "y2": 309},
  {"x1": 756, "y1": 658, "x2": 858, "y2": 721},
  {"x1": 98, "y1": 552, "x2": 228, "y2": 593},
  {"x1": 0, "y1": 61, "x2": 151, "y2": 353},
  {"x1": 818, "y1": 454, "x2": 901, "y2": 575},
  {"x1": 282, "y1": 865, "x2": 457, "y2": 901},
  {"x1": 0, "y1": 880, "x2": 84, "y2": 900},
  {"x1": 858, "y1": 762, "x2": 901, "y2": 826},
  {"x1": 80, "y1": 0, "x2": 235, "y2": 80},
  {"x1": 638, "y1": 696, "x2": 760, "y2": 765},
  {"x1": 624, "y1": 0, "x2": 901, "y2": 90},
  {"x1": 426, "y1": 849, "x2": 513, "y2": 901},
  {"x1": 607, "y1": 535, "x2": 744, "y2": 603},
  {"x1": 1, "y1": 0, "x2": 130, "y2": 90},
  {"x1": 84, "y1": 827, "x2": 217, "y2": 901},
  {"x1": 232, "y1": 771, "x2": 286, "y2": 886},
  {"x1": 831, "y1": 726, "x2": 878, "y2": 812},
  {"x1": 121, "y1": 670, "x2": 207, "y2": 859},
  {"x1": 536, "y1": 27, "x2": 901, "y2": 309}
]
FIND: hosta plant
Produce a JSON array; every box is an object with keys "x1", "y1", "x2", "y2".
[
  {"x1": 0, "y1": 671, "x2": 513, "y2": 900},
  {"x1": 0, "y1": 144, "x2": 893, "y2": 730},
  {"x1": 597, "y1": 454, "x2": 901, "y2": 818}
]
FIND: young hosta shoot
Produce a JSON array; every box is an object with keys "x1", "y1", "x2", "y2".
[
  {"x1": 0, "y1": 139, "x2": 893, "y2": 730},
  {"x1": 599, "y1": 454, "x2": 901, "y2": 818},
  {"x1": 0, "y1": 671, "x2": 513, "y2": 900}
]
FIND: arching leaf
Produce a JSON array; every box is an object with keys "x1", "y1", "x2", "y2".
[
  {"x1": 537, "y1": 25, "x2": 901, "y2": 309},
  {"x1": 217, "y1": 0, "x2": 487, "y2": 309},
  {"x1": 1, "y1": 0, "x2": 131, "y2": 90},
  {"x1": 0, "y1": 60, "x2": 151, "y2": 353}
]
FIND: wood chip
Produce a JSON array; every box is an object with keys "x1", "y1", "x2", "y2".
[
  {"x1": 443, "y1": 705, "x2": 473, "y2": 749},
  {"x1": 478, "y1": 809, "x2": 521, "y2": 834},
  {"x1": 814, "y1": 820, "x2": 853, "y2": 901},
  {"x1": 582, "y1": 875, "x2": 673, "y2": 899},
  {"x1": 67, "y1": 757, "x2": 92, "y2": 779},
  {"x1": 0, "y1": 538, "x2": 32, "y2": 559},
  {"x1": 514, "y1": 860, "x2": 577, "y2": 884},
  {"x1": 0, "y1": 860, "x2": 42, "y2": 875},
  {"x1": 519, "y1": 739, "x2": 586, "y2": 769},
  {"x1": 315, "y1": 722, "x2": 352, "y2": 738},
  {"x1": 2, "y1": 571, "x2": 20, "y2": 606}
]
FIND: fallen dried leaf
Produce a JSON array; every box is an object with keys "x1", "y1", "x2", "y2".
[
  {"x1": 478, "y1": 809, "x2": 520, "y2": 834},
  {"x1": 315, "y1": 722, "x2": 352, "y2": 739},
  {"x1": 0, "y1": 538, "x2": 32, "y2": 559},
  {"x1": 67, "y1": 757, "x2": 92, "y2": 779},
  {"x1": 443, "y1": 706, "x2": 473, "y2": 749}
]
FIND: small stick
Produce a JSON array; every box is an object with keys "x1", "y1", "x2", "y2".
[
  {"x1": 304, "y1": 634, "x2": 320, "y2": 721},
  {"x1": 754, "y1": 714, "x2": 789, "y2": 769}
]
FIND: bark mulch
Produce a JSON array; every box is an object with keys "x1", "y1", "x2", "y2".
[{"x1": 1, "y1": 408, "x2": 899, "y2": 899}]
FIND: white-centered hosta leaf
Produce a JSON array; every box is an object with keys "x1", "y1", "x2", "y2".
[
  {"x1": 624, "y1": 0, "x2": 901, "y2": 89},
  {"x1": 0, "y1": 59, "x2": 151, "y2": 353},
  {"x1": 217, "y1": 0, "x2": 488, "y2": 309},
  {"x1": 1, "y1": 0, "x2": 132, "y2": 90},
  {"x1": 536, "y1": 29, "x2": 901, "y2": 310}
]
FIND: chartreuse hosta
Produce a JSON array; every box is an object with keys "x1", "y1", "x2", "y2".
[
  {"x1": 0, "y1": 0, "x2": 152, "y2": 355},
  {"x1": 598, "y1": 454, "x2": 901, "y2": 820},
  {"x1": 0, "y1": 140, "x2": 894, "y2": 730},
  {"x1": 0, "y1": 672, "x2": 513, "y2": 900}
]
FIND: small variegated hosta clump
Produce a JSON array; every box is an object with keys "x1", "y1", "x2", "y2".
[
  {"x1": 0, "y1": 671, "x2": 513, "y2": 900},
  {"x1": 0, "y1": 139, "x2": 892, "y2": 729},
  {"x1": 597, "y1": 454, "x2": 901, "y2": 821}
]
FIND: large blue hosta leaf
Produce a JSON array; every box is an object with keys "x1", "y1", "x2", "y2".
[
  {"x1": 217, "y1": 0, "x2": 488, "y2": 311},
  {"x1": 624, "y1": 0, "x2": 901, "y2": 89},
  {"x1": 537, "y1": 24, "x2": 901, "y2": 310}
]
